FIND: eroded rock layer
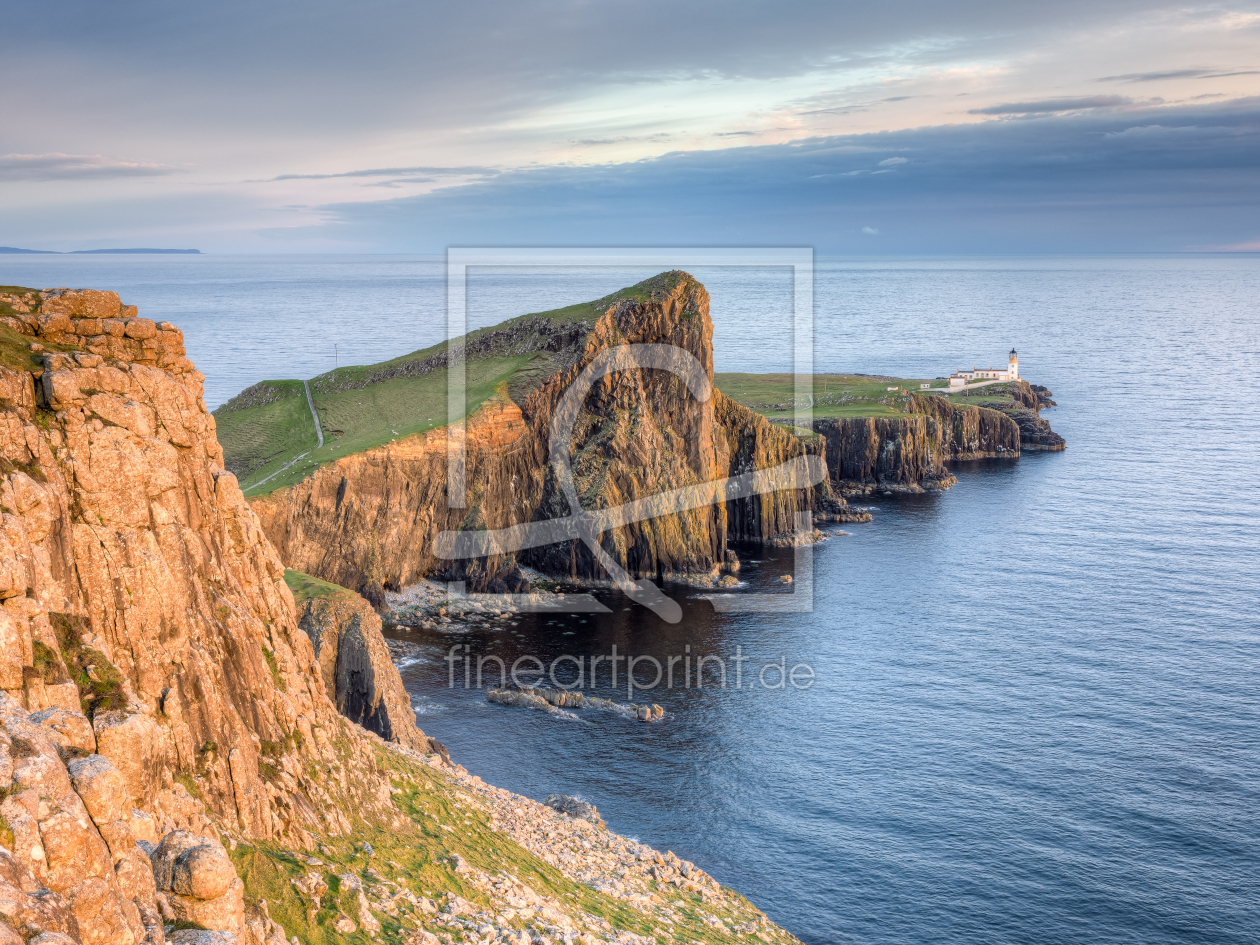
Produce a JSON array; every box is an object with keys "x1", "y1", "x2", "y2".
[{"x1": 296, "y1": 590, "x2": 429, "y2": 751}]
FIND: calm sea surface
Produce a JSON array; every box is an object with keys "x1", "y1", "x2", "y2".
[{"x1": 3, "y1": 254, "x2": 1258, "y2": 944}]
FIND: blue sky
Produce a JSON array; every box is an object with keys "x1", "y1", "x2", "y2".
[{"x1": 2, "y1": 1, "x2": 1258, "y2": 252}]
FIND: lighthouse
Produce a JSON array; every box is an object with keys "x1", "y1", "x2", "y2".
[{"x1": 1008, "y1": 348, "x2": 1018, "y2": 380}]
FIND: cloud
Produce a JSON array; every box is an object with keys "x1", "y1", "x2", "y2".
[
  {"x1": 306, "y1": 99, "x2": 1260, "y2": 254},
  {"x1": 970, "y1": 95, "x2": 1131, "y2": 115},
  {"x1": 1098, "y1": 68, "x2": 1260, "y2": 82},
  {"x1": 1097, "y1": 69, "x2": 1211, "y2": 82},
  {"x1": 862, "y1": 226, "x2": 880, "y2": 234},
  {"x1": 1199, "y1": 238, "x2": 1260, "y2": 251},
  {"x1": 257, "y1": 165, "x2": 496, "y2": 182},
  {"x1": 878, "y1": 156, "x2": 908, "y2": 166},
  {"x1": 0, "y1": 153, "x2": 176, "y2": 181}
]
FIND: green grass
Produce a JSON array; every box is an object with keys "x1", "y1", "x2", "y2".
[
  {"x1": 311, "y1": 355, "x2": 528, "y2": 464},
  {"x1": 230, "y1": 752, "x2": 665, "y2": 945},
  {"x1": 48, "y1": 612, "x2": 127, "y2": 719},
  {"x1": 0, "y1": 322, "x2": 70, "y2": 377},
  {"x1": 213, "y1": 380, "x2": 319, "y2": 482},
  {"x1": 715, "y1": 372, "x2": 950, "y2": 420},
  {"x1": 284, "y1": 569, "x2": 358, "y2": 603}
]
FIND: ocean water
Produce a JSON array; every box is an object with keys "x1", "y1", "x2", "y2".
[{"x1": 2, "y1": 254, "x2": 1257, "y2": 944}]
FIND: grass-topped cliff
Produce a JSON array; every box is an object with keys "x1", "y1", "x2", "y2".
[
  {"x1": 217, "y1": 276, "x2": 1060, "y2": 500},
  {"x1": 215, "y1": 277, "x2": 679, "y2": 496},
  {"x1": 714, "y1": 372, "x2": 1056, "y2": 423},
  {"x1": 236, "y1": 272, "x2": 827, "y2": 600}
]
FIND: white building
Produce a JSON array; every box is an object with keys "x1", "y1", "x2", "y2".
[{"x1": 949, "y1": 349, "x2": 1018, "y2": 389}]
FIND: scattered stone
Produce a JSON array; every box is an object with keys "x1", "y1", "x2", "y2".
[
  {"x1": 544, "y1": 795, "x2": 605, "y2": 828},
  {"x1": 334, "y1": 914, "x2": 357, "y2": 934}
]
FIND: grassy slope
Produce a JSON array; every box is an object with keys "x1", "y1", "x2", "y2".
[
  {"x1": 215, "y1": 278, "x2": 666, "y2": 497},
  {"x1": 232, "y1": 748, "x2": 777, "y2": 945},
  {"x1": 283, "y1": 568, "x2": 359, "y2": 603},
  {"x1": 225, "y1": 356, "x2": 529, "y2": 497},
  {"x1": 0, "y1": 287, "x2": 72, "y2": 374},
  {"x1": 715, "y1": 372, "x2": 950, "y2": 420},
  {"x1": 212, "y1": 381, "x2": 318, "y2": 483}
]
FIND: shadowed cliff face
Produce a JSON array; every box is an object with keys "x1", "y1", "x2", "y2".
[
  {"x1": 296, "y1": 589, "x2": 430, "y2": 751},
  {"x1": 993, "y1": 381, "x2": 1067, "y2": 451},
  {"x1": 251, "y1": 273, "x2": 826, "y2": 600},
  {"x1": 811, "y1": 394, "x2": 1022, "y2": 494}
]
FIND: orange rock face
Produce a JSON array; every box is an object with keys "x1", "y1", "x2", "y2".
[{"x1": 0, "y1": 289, "x2": 419, "y2": 945}]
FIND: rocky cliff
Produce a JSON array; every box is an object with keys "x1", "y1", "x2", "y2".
[
  {"x1": 0, "y1": 288, "x2": 405, "y2": 945},
  {"x1": 811, "y1": 394, "x2": 1023, "y2": 494},
  {"x1": 287, "y1": 572, "x2": 429, "y2": 752},
  {"x1": 985, "y1": 381, "x2": 1067, "y2": 451},
  {"x1": 250, "y1": 273, "x2": 832, "y2": 601},
  {"x1": 0, "y1": 286, "x2": 808, "y2": 945}
]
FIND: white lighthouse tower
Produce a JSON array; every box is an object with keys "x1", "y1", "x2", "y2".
[{"x1": 1008, "y1": 348, "x2": 1018, "y2": 380}]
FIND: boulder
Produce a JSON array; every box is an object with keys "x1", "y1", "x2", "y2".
[
  {"x1": 31, "y1": 708, "x2": 96, "y2": 755},
  {"x1": 170, "y1": 845, "x2": 234, "y2": 901},
  {"x1": 149, "y1": 834, "x2": 243, "y2": 934},
  {"x1": 332, "y1": 915, "x2": 356, "y2": 934},
  {"x1": 544, "y1": 795, "x2": 605, "y2": 828},
  {"x1": 91, "y1": 714, "x2": 170, "y2": 810}
]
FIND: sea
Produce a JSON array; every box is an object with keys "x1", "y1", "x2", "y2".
[{"x1": 3, "y1": 253, "x2": 1257, "y2": 944}]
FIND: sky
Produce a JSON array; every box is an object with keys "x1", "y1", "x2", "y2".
[{"x1": 2, "y1": 0, "x2": 1259, "y2": 253}]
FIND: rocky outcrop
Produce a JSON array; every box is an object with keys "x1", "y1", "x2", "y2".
[
  {"x1": 295, "y1": 589, "x2": 428, "y2": 750},
  {"x1": 543, "y1": 794, "x2": 604, "y2": 828},
  {"x1": 251, "y1": 273, "x2": 835, "y2": 599},
  {"x1": 811, "y1": 394, "x2": 1022, "y2": 494},
  {"x1": 987, "y1": 381, "x2": 1067, "y2": 451},
  {"x1": 149, "y1": 832, "x2": 243, "y2": 932},
  {"x1": 0, "y1": 288, "x2": 421, "y2": 945}
]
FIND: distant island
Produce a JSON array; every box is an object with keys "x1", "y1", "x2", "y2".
[{"x1": 0, "y1": 246, "x2": 200, "y2": 254}]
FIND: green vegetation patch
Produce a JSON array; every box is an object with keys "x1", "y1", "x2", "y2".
[
  {"x1": 48, "y1": 612, "x2": 127, "y2": 719},
  {"x1": 716, "y1": 372, "x2": 949, "y2": 420},
  {"x1": 0, "y1": 322, "x2": 66, "y2": 377},
  {"x1": 0, "y1": 287, "x2": 41, "y2": 319},
  {"x1": 284, "y1": 569, "x2": 357, "y2": 603},
  {"x1": 229, "y1": 747, "x2": 736, "y2": 945},
  {"x1": 213, "y1": 380, "x2": 318, "y2": 480}
]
